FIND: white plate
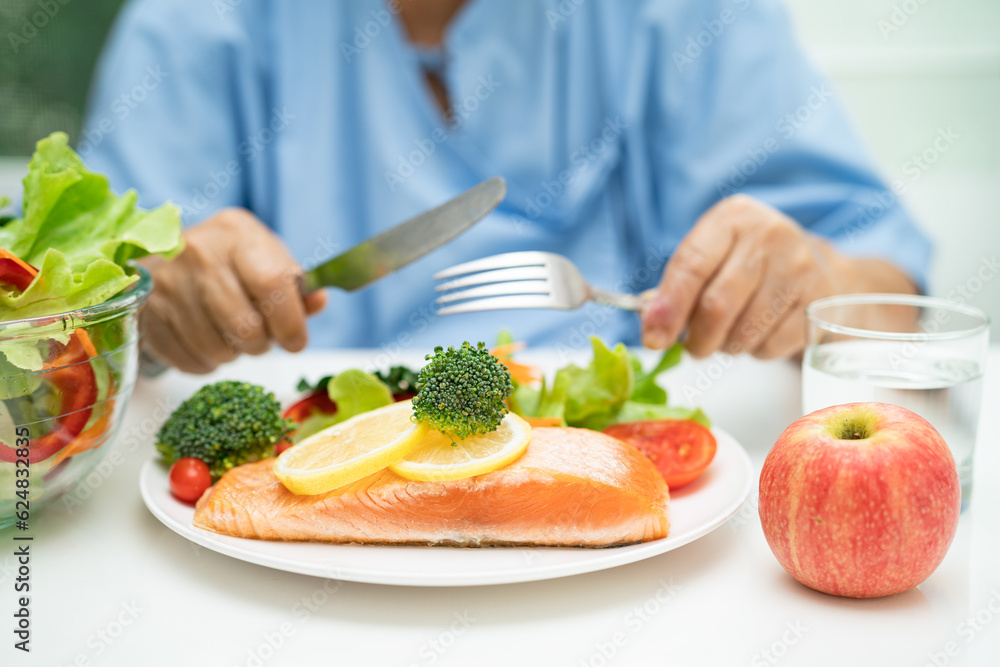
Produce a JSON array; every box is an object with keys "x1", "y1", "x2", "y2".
[{"x1": 140, "y1": 427, "x2": 753, "y2": 587}]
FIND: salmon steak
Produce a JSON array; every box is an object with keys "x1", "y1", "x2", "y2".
[{"x1": 193, "y1": 427, "x2": 670, "y2": 547}]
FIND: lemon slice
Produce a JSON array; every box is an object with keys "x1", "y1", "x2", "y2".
[
  {"x1": 273, "y1": 401, "x2": 426, "y2": 495},
  {"x1": 390, "y1": 413, "x2": 532, "y2": 482}
]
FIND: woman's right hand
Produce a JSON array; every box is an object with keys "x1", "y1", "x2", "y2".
[{"x1": 139, "y1": 208, "x2": 327, "y2": 374}]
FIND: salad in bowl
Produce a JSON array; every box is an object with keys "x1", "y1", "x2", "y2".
[{"x1": 0, "y1": 132, "x2": 182, "y2": 527}]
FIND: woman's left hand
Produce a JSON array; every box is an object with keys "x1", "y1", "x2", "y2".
[{"x1": 640, "y1": 194, "x2": 916, "y2": 360}]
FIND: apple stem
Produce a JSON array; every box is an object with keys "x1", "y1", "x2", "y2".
[{"x1": 832, "y1": 414, "x2": 874, "y2": 441}]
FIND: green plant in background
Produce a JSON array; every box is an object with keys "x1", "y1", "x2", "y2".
[{"x1": 0, "y1": 0, "x2": 127, "y2": 156}]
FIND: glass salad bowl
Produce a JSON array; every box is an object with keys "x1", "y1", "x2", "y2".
[{"x1": 0, "y1": 266, "x2": 151, "y2": 529}]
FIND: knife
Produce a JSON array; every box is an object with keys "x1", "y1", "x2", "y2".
[{"x1": 302, "y1": 177, "x2": 507, "y2": 293}]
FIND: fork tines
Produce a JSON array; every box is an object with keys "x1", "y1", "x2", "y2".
[{"x1": 433, "y1": 252, "x2": 557, "y2": 314}]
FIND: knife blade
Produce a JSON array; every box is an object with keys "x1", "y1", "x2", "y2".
[{"x1": 302, "y1": 177, "x2": 507, "y2": 293}]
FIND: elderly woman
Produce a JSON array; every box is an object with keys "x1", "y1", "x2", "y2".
[{"x1": 83, "y1": 0, "x2": 927, "y2": 373}]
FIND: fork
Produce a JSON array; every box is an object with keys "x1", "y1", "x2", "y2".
[{"x1": 433, "y1": 251, "x2": 648, "y2": 315}]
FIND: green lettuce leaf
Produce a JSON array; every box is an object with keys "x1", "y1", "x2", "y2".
[
  {"x1": 555, "y1": 338, "x2": 633, "y2": 430},
  {"x1": 0, "y1": 352, "x2": 41, "y2": 400},
  {"x1": 290, "y1": 370, "x2": 395, "y2": 443},
  {"x1": 506, "y1": 336, "x2": 708, "y2": 431},
  {"x1": 327, "y1": 370, "x2": 394, "y2": 421},
  {"x1": 630, "y1": 343, "x2": 683, "y2": 404},
  {"x1": 613, "y1": 402, "x2": 711, "y2": 428},
  {"x1": 0, "y1": 132, "x2": 183, "y2": 327},
  {"x1": 0, "y1": 250, "x2": 133, "y2": 321},
  {"x1": 0, "y1": 132, "x2": 183, "y2": 370},
  {"x1": 509, "y1": 337, "x2": 632, "y2": 431}
]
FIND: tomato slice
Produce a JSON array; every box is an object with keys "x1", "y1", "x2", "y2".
[
  {"x1": 603, "y1": 420, "x2": 717, "y2": 490},
  {"x1": 169, "y1": 458, "x2": 212, "y2": 503}
]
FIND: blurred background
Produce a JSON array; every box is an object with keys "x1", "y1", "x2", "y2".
[{"x1": 0, "y1": 0, "x2": 997, "y2": 338}]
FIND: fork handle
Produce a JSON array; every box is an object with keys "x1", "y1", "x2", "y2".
[{"x1": 590, "y1": 288, "x2": 649, "y2": 312}]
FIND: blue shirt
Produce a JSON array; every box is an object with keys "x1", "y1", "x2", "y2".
[{"x1": 83, "y1": 0, "x2": 931, "y2": 353}]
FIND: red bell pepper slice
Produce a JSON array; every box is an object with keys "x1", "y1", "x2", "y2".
[
  {"x1": 0, "y1": 330, "x2": 99, "y2": 463},
  {"x1": 0, "y1": 248, "x2": 37, "y2": 292},
  {"x1": 282, "y1": 391, "x2": 337, "y2": 425},
  {"x1": 0, "y1": 251, "x2": 101, "y2": 463}
]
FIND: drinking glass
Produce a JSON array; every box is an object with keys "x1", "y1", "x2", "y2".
[{"x1": 803, "y1": 293, "x2": 989, "y2": 511}]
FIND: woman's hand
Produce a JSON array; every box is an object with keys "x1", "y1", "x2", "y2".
[
  {"x1": 641, "y1": 195, "x2": 916, "y2": 359},
  {"x1": 139, "y1": 208, "x2": 327, "y2": 373}
]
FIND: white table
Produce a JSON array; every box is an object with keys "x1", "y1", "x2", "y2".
[{"x1": 4, "y1": 346, "x2": 999, "y2": 666}]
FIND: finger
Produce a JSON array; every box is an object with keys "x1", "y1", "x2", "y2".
[
  {"x1": 752, "y1": 307, "x2": 807, "y2": 360},
  {"x1": 304, "y1": 288, "x2": 328, "y2": 316},
  {"x1": 725, "y1": 281, "x2": 802, "y2": 355},
  {"x1": 143, "y1": 310, "x2": 216, "y2": 374},
  {"x1": 167, "y1": 275, "x2": 239, "y2": 366},
  {"x1": 642, "y1": 202, "x2": 739, "y2": 349},
  {"x1": 233, "y1": 232, "x2": 310, "y2": 353},
  {"x1": 166, "y1": 238, "x2": 244, "y2": 363},
  {"x1": 142, "y1": 268, "x2": 219, "y2": 372},
  {"x1": 200, "y1": 266, "x2": 272, "y2": 356},
  {"x1": 683, "y1": 240, "x2": 766, "y2": 358}
]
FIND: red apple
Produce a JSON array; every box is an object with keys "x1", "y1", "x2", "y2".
[{"x1": 759, "y1": 402, "x2": 960, "y2": 598}]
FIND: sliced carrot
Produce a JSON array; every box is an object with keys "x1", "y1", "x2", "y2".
[
  {"x1": 490, "y1": 341, "x2": 542, "y2": 386},
  {"x1": 75, "y1": 329, "x2": 98, "y2": 358},
  {"x1": 51, "y1": 405, "x2": 114, "y2": 467},
  {"x1": 491, "y1": 342, "x2": 525, "y2": 358}
]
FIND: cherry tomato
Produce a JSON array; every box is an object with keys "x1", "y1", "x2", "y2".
[
  {"x1": 603, "y1": 420, "x2": 717, "y2": 490},
  {"x1": 275, "y1": 441, "x2": 293, "y2": 455},
  {"x1": 169, "y1": 458, "x2": 212, "y2": 503}
]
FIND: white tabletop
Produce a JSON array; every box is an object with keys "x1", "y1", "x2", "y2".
[{"x1": 4, "y1": 346, "x2": 999, "y2": 667}]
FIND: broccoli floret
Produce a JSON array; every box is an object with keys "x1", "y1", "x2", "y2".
[
  {"x1": 412, "y1": 342, "x2": 513, "y2": 440},
  {"x1": 156, "y1": 381, "x2": 292, "y2": 479}
]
